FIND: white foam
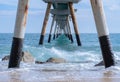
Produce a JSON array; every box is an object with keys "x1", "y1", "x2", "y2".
[
  {"x1": 49, "y1": 48, "x2": 101, "y2": 63},
  {"x1": 102, "y1": 66, "x2": 120, "y2": 76}
]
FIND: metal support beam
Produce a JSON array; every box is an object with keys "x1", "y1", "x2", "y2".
[
  {"x1": 69, "y1": 2, "x2": 81, "y2": 46},
  {"x1": 8, "y1": 0, "x2": 29, "y2": 68},
  {"x1": 90, "y1": 0, "x2": 115, "y2": 68},
  {"x1": 39, "y1": 2, "x2": 52, "y2": 45}
]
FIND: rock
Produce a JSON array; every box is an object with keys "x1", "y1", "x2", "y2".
[
  {"x1": 21, "y1": 51, "x2": 35, "y2": 63},
  {"x1": 95, "y1": 61, "x2": 104, "y2": 66},
  {"x1": 2, "y1": 55, "x2": 10, "y2": 61},
  {"x1": 46, "y1": 58, "x2": 66, "y2": 63},
  {"x1": 35, "y1": 57, "x2": 66, "y2": 64},
  {"x1": 2, "y1": 51, "x2": 35, "y2": 63},
  {"x1": 35, "y1": 61, "x2": 45, "y2": 64},
  {"x1": 2, "y1": 54, "x2": 66, "y2": 64}
]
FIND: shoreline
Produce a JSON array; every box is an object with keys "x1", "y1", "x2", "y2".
[{"x1": 0, "y1": 67, "x2": 120, "y2": 82}]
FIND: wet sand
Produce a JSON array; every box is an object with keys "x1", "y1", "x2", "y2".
[{"x1": 0, "y1": 69, "x2": 120, "y2": 82}]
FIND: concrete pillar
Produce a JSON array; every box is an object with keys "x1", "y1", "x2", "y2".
[
  {"x1": 39, "y1": 2, "x2": 52, "y2": 45},
  {"x1": 67, "y1": 19, "x2": 74, "y2": 43},
  {"x1": 69, "y1": 2, "x2": 81, "y2": 46},
  {"x1": 53, "y1": 21, "x2": 58, "y2": 40},
  {"x1": 48, "y1": 15, "x2": 55, "y2": 43},
  {"x1": 8, "y1": 0, "x2": 29, "y2": 68},
  {"x1": 57, "y1": 25, "x2": 61, "y2": 38},
  {"x1": 63, "y1": 26, "x2": 67, "y2": 37},
  {"x1": 56, "y1": 27, "x2": 59, "y2": 38},
  {"x1": 56, "y1": 25, "x2": 61, "y2": 38},
  {"x1": 90, "y1": 0, "x2": 115, "y2": 68},
  {"x1": 65, "y1": 24, "x2": 71, "y2": 40}
]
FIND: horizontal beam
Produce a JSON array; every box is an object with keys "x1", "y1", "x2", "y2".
[
  {"x1": 43, "y1": 0, "x2": 81, "y2": 3},
  {"x1": 55, "y1": 15, "x2": 68, "y2": 21},
  {"x1": 50, "y1": 9, "x2": 70, "y2": 15},
  {"x1": 51, "y1": 9, "x2": 77, "y2": 15}
]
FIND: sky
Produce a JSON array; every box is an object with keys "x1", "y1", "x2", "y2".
[{"x1": 0, "y1": 0, "x2": 120, "y2": 33}]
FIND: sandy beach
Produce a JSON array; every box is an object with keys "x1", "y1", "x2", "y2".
[{"x1": 0, "y1": 66, "x2": 120, "y2": 82}]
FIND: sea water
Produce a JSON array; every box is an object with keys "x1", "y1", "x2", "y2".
[{"x1": 0, "y1": 33, "x2": 120, "y2": 81}]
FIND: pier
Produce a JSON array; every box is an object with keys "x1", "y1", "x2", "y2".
[
  {"x1": 7, "y1": 0, "x2": 115, "y2": 68},
  {"x1": 39, "y1": 0, "x2": 82, "y2": 46}
]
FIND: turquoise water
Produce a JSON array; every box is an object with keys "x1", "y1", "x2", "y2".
[
  {"x1": 0, "y1": 33, "x2": 120, "y2": 62},
  {"x1": 0, "y1": 33, "x2": 120, "y2": 81}
]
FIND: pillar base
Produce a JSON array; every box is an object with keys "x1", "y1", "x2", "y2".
[
  {"x1": 39, "y1": 35, "x2": 44, "y2": 45},
  {"x1": 53, "y1": 34, "x2": 56, "y2": 40},
  {"x1": 68, "y1": 34, "x2": 71, "y2": 40},
  {"x1": 99, "y1": 35, "x2": 115, "y2": 68},
  {"x1": 8, "y1": 37, "x2": 23, "y2": 68},
  {"x1": 56, "y1": 34, "x2": 59, "y2": 38},
  {"x1": 70, "y1": 34, "x2": 74, "y2": 43},
  {"x1": 75, "y1": 34, "x2": 81, "y2": 46},
  {"x1": 48, "y1": 34, "x2": 51, "y2": 43}
]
